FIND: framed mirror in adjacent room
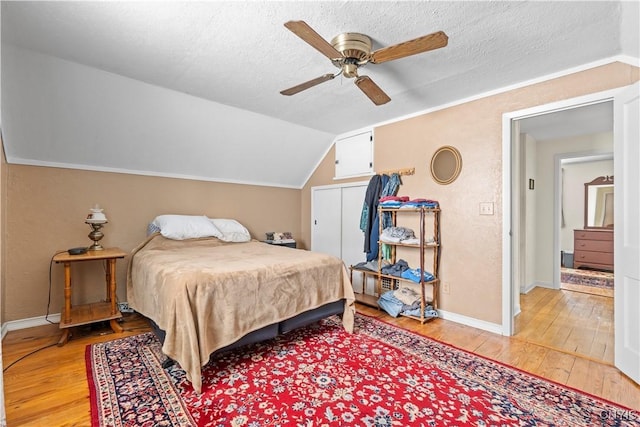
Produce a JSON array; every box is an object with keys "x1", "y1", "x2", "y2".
[{"x1": 584, "y1": 175, "x2": 614, "y2": 229}]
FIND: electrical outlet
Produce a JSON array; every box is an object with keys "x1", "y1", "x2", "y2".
[
  {"x1": 118, "y1": 302, "x2": 134, "y2": 313},
  {"x1": 479, "y1": 202, "x2": 494, "y2": 215},
  {"x1": 442, "y1": 282, "x2": 450, "y2": 294}
]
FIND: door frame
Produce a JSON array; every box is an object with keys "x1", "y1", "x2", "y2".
[{"x1": 501, "y1": 88, "x2": 620, "y2": 336}]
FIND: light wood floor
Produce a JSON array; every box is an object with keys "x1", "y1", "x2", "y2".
[
  {"x1": 3, "y1": 290, "x2": 639, "y2": 426},
  {"x1": 2, "y1": 315, "x2": 151, "y2": 426},
  {"x1": 515, "y1": 286, "x2": 614, "y2": 363}
]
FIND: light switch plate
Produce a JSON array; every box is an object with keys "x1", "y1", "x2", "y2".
[{"x1": 479, "y1": 202, "x2": 494, "y2": 215}]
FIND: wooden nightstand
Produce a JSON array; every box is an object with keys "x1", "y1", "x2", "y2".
[{"x1": 53, "y1": 247, "x2": 127, "y2": 346}]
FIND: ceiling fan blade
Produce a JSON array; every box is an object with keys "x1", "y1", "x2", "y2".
[
  {"x1": 370, "y1": 31, "x2": 448, "y2": 64},
  {"x1": 280, "y1": 73, "x2": 336, "y2": 96},
  {"x1": 355, "y1": 76, "x2": 391, "y2": 105},
  {"x1": 284, "y1": 20, "x2": 342, "y2": 60}
]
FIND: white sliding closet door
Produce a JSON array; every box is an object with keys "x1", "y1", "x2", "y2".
[
  {"x1": 341, "y1": 185, "x2": 368, "y2": 268},
  {"x1": 311, "y1": 187, "x2": 342, "y2": 259},
  {"x1": 311, "y1": 182, "x2": 368, "y2": 264}
]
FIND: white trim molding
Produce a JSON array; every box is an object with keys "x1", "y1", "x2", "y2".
[
  {"x1": 1, "y1": 313, "x2": 60, "y2": 340},
  {"x1": 437, "y1": 309, "x2": 504, "y2": 336}
]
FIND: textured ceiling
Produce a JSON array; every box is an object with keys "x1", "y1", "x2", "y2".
[
  {"x1": 519, "y1": 102, "x2": 613, "y2": 142},
  {"x1": 1, "y1": 1, "x2": 638, "y2": 187}
]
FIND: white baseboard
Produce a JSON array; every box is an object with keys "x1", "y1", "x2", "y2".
[
  {"x1": 521, "y1": 281, "x2": 537, "y2": 294},
  {"x1": 534, "y1": 281, "x2": 555, "y2": 289},
  {"x1": 3, "y1": 307, "x2": 504, "y2": 340},
  {"x1": 1, "y1": 313, "x2": 61, "y2": 340},
  {"x1": 522, "y1": 281, "x2": 555, "y2": 295},
  {"x1": 437, "y1": 309, "x2": 504, "y2": 335},
  {"x1": 1, "y1": 302, "x2": 135, "y2": 340},
  {"x1": 513, "y1": 304, "x2": 521, "y2": 317}
]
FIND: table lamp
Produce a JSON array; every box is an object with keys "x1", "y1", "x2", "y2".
[{"x1": 85, "y1": 205, "x2": 108, "y2": 250}]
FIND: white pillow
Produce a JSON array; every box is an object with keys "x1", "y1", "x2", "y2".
[
  {"x1": 152, "y1": 215, "x2": 223, "y2": 240},
  {"x1": 209, "y1": 218, "x2": 251, "y2": 242}
]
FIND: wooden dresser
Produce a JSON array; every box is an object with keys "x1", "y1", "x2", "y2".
[{"x1": 573, "y1": 229, "x2": 613, "y2": 271}]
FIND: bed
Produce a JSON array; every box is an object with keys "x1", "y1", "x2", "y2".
[{"x1": 126, "y1": 217, "x2": 355, "y2": 394}]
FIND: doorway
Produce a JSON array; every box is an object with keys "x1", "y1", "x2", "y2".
[
  {"x1": 511, "y1": 102, "x2": 614, "y2": 363},
  {"x1": 504, "y1": 82, "x2": 640, "y2": 385},
  {"x1": 501, "y1": 94, "x2": 618, "y2": 321}
]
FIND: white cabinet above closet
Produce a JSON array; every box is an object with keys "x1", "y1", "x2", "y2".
[{"x1": 334, "y1": 131, "x2": 373, "y2": 179}]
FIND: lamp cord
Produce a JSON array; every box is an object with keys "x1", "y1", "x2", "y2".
[
  {"x1": 3, "y1": 251, "x2": 66, "y2": 372},
  {"x1": 3, "y1": 343, "x2": 58, "y2": 372},
  {"x1": 46, "y1": 250, "x2": 67, "y2": 325}
]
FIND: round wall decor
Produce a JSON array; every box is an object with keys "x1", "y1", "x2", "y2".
[{"x1": 430, "y1": 146, "x2": 462, "y2": 185}]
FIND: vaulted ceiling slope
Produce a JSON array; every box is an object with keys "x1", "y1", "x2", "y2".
[{"x1": 1, "y1": 1, "x2": 638, "y2": 188}]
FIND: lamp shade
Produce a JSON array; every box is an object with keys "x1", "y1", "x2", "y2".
[{"x1": 86, "y1": 205, "x2": 108, "y2": 224}]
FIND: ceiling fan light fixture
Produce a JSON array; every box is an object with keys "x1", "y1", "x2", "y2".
[
  {"x1": 330, "y1": 33, "x2": 372, "y2": 62},
  {"x1": 341, "y1": 60, "x2": 359, "y2": 78}
]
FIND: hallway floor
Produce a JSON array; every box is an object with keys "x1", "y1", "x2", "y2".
[{"x1": 515, "y1": 286, "x2": 613, "y2": 364}]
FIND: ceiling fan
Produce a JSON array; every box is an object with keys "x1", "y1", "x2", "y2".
[{"x1": 280, "y1": 21, "x2": 448, "y2": 106}]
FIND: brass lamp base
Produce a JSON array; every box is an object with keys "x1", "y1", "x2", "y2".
[{"x1": 87, "y1": 222, "x2": 106, "y2": 250}]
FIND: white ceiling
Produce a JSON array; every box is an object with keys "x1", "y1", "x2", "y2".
[
  {"x1": 519, "y1": 101, "x2": 613, "y2": 142},
  {"x1": 1, "y1": 1, "x2": 638, "y2": 187}
]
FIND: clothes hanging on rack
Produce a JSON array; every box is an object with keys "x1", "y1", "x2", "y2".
[
  {"x1": 367, "y1": 173, "x2": 404, "y2": 261},
  {"x1": 360, "y1": 172, "x2": 403, "y2": 260},
  {"x1": 366, "y1": 174, "x2": 390, "y2": 260},
  {"x1": 380, "y1": 173, "x2": 401, "y2": 230},
  {"x1": 359, "y1": 174, "x2": 383, "y2": 253},
  {"x1": 360, "y1": 174, "x2": 391, "y2": 258}
]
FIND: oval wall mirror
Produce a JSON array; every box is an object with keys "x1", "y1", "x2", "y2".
[{"x1": 430, "y1": 146, "x2": 462, "y2": 185}]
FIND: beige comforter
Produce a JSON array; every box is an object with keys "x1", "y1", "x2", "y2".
[{"x1": 127, "y1": 234, "x2": 355, "y2": 393}]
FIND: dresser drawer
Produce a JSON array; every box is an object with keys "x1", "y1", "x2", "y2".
[
  {"x1": 574, "y1": 250, "x2": 613, "y2": 266},
  {"x1": 574, "y1": 230, "x2": 613, "y2": 241},
  {"x1": 574, "y1": 239, "x2": 613, "y2": 253}
]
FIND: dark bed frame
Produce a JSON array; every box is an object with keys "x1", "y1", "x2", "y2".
[{"x1": 149, "y1": 299, "x2": 345, "y2": 369}]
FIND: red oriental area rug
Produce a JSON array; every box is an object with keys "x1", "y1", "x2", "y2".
[{"x1": 86, "y1": 313, "x2": 637, "y2": 426}]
